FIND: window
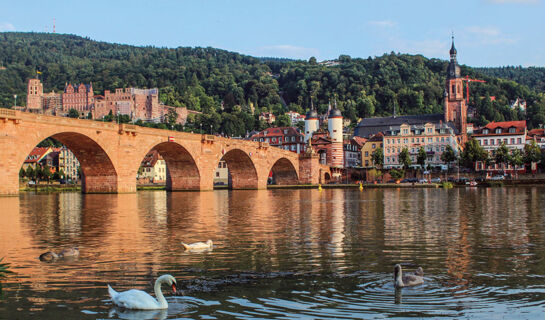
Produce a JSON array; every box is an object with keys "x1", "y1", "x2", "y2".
[
  {"x1": 517, "y1": 138, "x2": 522, "y2": 144},
  {"x1": 509, "y1": 127, "x2": 516, "y2": 133},
  {"x1": 491, "y1": 139, "x2": 495, "y2": 145},
  {"x1": 510, "y1": 138, "x2": 515, "y2": 144},
  {"x1": 403, "y1": 129, "x2": 408, "y2": 134},
  {"x1": 428, "y1": 138, "x2": 432, "y2": 143},
  {"x1": 484, "y1": 139, "x2": 488, "y2": 146},
  {"x1": 372, "y1": 144, "x2": 376, "y2": 149},
  {"x1": 483, "y1": 129, "x2": 489, "y2": 134},
  {"x1": 216, "y1": 172, "x2": 219, "y2": 177},
  {"x1": 495, "y1": 128, "x2": 502, "y2": 134},
  {"x1": 365, "y1": 151, "x2": 369, "y2": 157}
]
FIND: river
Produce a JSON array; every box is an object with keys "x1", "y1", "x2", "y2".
[{"x1": 1, "y1": 187, "x2": 545, "y2": 319}]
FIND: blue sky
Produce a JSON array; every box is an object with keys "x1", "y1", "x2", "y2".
[{"x1": 1, "y1": 0, "x2": 544, "y2": 67}]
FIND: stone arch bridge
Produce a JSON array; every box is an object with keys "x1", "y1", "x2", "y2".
[{"x1": 0, "y1": 109, "x2": 329, "y2": 196}]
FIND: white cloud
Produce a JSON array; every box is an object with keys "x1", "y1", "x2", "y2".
[
  {"x1": 464, "y1": 26, "x2": 517, "y2": 45},
  {"x1": 253, "y1": 45, "x2": 320, "y2": 60},
  {"x1": 486, "y1": 0, "x2": 539, "y2": 4},
  {"x1": 368, "y1": 20, "x2": 397, "y2": 28},
  {"x1": 0, "y1": 22, "x2": 15, "y2": 32}
]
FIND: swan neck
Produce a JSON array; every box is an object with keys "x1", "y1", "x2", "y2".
[
  {"x1": 154, "y1": 278, "x2": 168, "y2": 309},
  {"x1": 395, "y1": 267, "x2": 404, "y2": 287}
]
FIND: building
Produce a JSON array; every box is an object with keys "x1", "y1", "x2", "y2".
[
  {"x1": 327, "y1": 106, "x2": 344, "y2": 167},
  {"x1": 259, "y1": 112, "x2": 276, "y2": 124},
  {"x1": 138, "y1": 150, "x2": 167, "y2": 184},
  {"x1": 286, "y1": 111, "x2": 305, "y2": 125},
  {"x1": 214, "y1": 160, "x2": 229, "y2": 185},
  {"x1": 354, "y1": 37, "x2": 467, "y2": 146},
  {"x1": 250, "y1": 127, "x2": 306, "y2": 154},
  {"x1": 472, "y1": 120, "x2": 527, "y2": 172},
  {"x1": 360, "y1": 133, "x2": 383, "y2": 168},
  {"x1": 58, "y1": 146, "x2": 80, "y2": 181},
  {"x1": 26, "y1": 79, "x2": 43, "y2": 112},
  {"x1": 23, "y1": 147, "x2": 52, "y2": 170},
  {"x1": 510, "y1": 98, "x2": 527, "y2": 112},
  {"x1": 344, "y1": 138, "x2": 363, "y2": 168},
  {"x1": 62, "y1": 83, "x2": 94, "y2": 115},
  {"x1": 527, "y1": 128, "x2": 545, "y2": 148},
  {"x1": 383, "y1": 122, "x2": 458, "y2": 169}
]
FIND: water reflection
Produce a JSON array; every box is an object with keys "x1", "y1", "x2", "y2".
[{"x1": 1, "y1": 188, "x2": 545, "y2": 319}]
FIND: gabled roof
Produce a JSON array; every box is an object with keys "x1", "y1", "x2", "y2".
[
  {"x1": 24, "y1": 147, "x2": 52, "y2": 163},
  {"x1": 250, "y1": 127, "x2": 303, "y2": 139},
  {"x1": 354, "y1": 114, "x2": 456, "y2": 138},
  {"x1": 140, "y1": 150, "x2": 164, "y2": 167}
]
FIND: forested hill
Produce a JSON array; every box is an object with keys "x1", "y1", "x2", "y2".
[
  {"x1": 1, "y1": 32, "x2": 544, "y2": 135},
  {"x1": 475, "y1": 66, "x2": 545, "y2": 93}
]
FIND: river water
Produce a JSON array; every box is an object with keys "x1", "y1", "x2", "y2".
[{"x1": 1, "y1": 187, "x2": 545, "y2": 319}]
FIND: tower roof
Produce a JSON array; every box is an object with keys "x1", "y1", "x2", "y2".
[
  {"x1": 305, "y1": 108, "x2": 318, "y2": 120},
  {"x1": 449, "y1": 39, "x2": 457, "y2": 55},
  {"x1": 328, "y1": 108, "x2": 342, "y2": 118}
]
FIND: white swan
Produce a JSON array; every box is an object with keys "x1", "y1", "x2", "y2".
[
  {"x1": 394, "y1": 264, "x2": 424, "y2": 288},
  {"x1": 181, "y1": 240, "x2": 213, "y2": 251},
  {"x1": 108, "y1": 274, "x2": 177, "y2": 310}
]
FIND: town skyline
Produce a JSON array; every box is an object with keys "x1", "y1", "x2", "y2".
[{"x1": 1, "y1": 0, "x2": 544, "y2": 67}]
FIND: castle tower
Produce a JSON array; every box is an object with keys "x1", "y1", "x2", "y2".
[
  {"x1": 304, "y1": 101, "x2": 319, "y2": 143},
  {"x1": 26, "y1": 79, "x2": 43, "y2": 111},
  {"x1": 444, "y1": 37, "x2": 467, "y2": 136},
  {"x1": 327, "y1": 102, "x2": 344, "y2": 167}
]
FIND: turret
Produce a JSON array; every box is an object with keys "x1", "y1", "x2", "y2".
[
  {"x1": 327, "y1": 104, "x2": 343, "y2": 143},
  {"x1": 304, "y1": 101, "x2": 319, "y2": 142}
]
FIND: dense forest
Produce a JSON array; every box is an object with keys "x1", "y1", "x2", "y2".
[{"x1": 1, "y1": 32, "x2": 544, "y2": 135}]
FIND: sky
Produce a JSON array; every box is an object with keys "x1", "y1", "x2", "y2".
[{"x1": 1, "y1": 0, "x2": 544, "y2": 67}]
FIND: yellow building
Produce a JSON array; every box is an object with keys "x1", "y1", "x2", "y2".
[
  {"x1": 360, "y1": 133, "x2": 384, "y2": 168},
  {"x1": 138, "y1": 150, "x2": 167, "y2": 184}
]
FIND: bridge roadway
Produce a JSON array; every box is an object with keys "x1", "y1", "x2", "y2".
[{"x1": 0, "y1": 109, "x2": 327, "y2": 195}]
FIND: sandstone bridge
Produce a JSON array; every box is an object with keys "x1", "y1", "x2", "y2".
[{"x1": 0, "y1": 109, "x2": 330, "y2": 196}]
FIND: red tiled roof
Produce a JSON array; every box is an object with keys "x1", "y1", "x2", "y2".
[
  {"x1": 24, "y1": 147, "x2": 51, "y2": 163},
  {"x1": 250, "y1": 127, "x2": 303, "y2": 139},
  {"x1": 352, "y1": 136, "x2": 367, "y2": 146},
  {"x1": 528, "y1": 128, "x2": 545, "y2": 137},
  {"x1": 483, "y1": 120, "x2": 526, "y2": 131}
]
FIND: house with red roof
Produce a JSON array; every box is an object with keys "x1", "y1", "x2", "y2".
[
  {"x1": 250, "y1": 127, "x2": 306, "y2": 154},
  {"x1": 472, "y1": 120, "x2": 527, "y2": 172},
  {"x1": 23, "y1": 147, "x2": 53, "y2": 170}
]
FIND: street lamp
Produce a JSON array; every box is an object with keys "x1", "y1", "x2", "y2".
[
  {"x1": 13, "y1": 94, "x2": 17, "y2": 107},
  {"x1": 200, "y1": 123, "x2": 203, "y2": 133},
  {"x1": 210, "y1": 124, "x2": 212, "y2": 135}
]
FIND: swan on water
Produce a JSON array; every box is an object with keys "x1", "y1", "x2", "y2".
[
  {"x1": 39, "y1": 247, "x2": 79, "y2": 261},
  {"x1": 39, "y1": 251, "x2": 59, "y2": 262},
  {"x1": 108, "y1": 274, "x2": 177, "y2": 310},
  {"x1": 181, "y1": 240, "x2": 213, "y2": 251},
  {"x1": 59, "y1": 247, "x2": 79, "y2": 258},
  {"x1": 394, "y1": 264, "x2": 424, "y2": 288}
]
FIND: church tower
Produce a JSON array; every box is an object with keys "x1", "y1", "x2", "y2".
[{"x1": 444, "y1": 36, "x2": 467, "y2": 137}]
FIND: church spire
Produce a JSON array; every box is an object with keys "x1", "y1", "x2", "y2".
[{"x1": 447, "y1": 34, "x2": 461, "y2": 79}]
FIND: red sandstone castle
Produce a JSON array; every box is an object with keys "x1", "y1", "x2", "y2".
[{"x1": 24, "y1": 79, "x2": 191, "y2": 124}]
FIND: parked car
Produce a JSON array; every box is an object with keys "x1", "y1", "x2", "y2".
[
  {"x1": 456, "y1": 177, "x2": 469, "y2": 183},
  {"x1": 400, "y1": 179, "x2": 411, "y2": 183},
  {"x1": 431, "y1": 177, "x2": 442, "y2": 183},
  {"x1": 418, "y1": 178, "x2": 428, "y2": 184},
  {"x1": 489, "y1": 175, "x2": 505, "y2": 181}
]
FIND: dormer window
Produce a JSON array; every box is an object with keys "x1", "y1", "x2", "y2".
[
  {"x1": 508, "y1": 127, "x2": 516, "y2": 133},
  {"x1": 495, "y1": 128, "x2": 502, "y2": 134},
  {"x1": 483, "y1": 129, "x2": 489, "y2": 134}
]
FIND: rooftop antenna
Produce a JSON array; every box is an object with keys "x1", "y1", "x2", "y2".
[{"x1": 53, "y1": 18, "x2": 56, "y2": 33}]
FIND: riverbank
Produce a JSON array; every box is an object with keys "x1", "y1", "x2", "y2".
[{"x1": 16, "y1": 179, "x2": 545, "y2": 193}]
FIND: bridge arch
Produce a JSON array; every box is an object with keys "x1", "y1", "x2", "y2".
[
  {"x1": 269, "y1": 157, "x2": 299, "y2": 185},
  {"x1": 217, "y1": 149, "x2": 258, "y2": 189},
  {"x1": 22, "y1": 132, "x2": 118, "y2": 193},
  {"x1": 141, "y1": 142, "x2": 200, "y2": 191}
]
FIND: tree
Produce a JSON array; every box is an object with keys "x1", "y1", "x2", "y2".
[
  {"x1": 165, "y1": 107, "x2": 178, "y2": 129},
  {"x1": 372, "y1": 147, "x2": 384, "y2": 168},
  {"x1": 19, "y1": 168, "x2": 25, "y2": 179},
  {"x1": 461, "y1": 139, "x2": 489, "y2": 170},
  {"x1": 417, "y1": 147, "x2": 427, "y2": 169},
  {"x1": 494, "y1": 142, "x2": 510, "y2": 173},
  {"x1": 441, "y1": 145, "x2": 458, "y2": 170},
  {"x1": 523, "y1": 140, "x2": 541, "y2": 167},
  {"x1": 389, "y1": 169, "x2": 404, "y2": 180},
  {"x1": 399, "y1": 147, "x2": 412, "y2": 170},
  {"x1": 25, "y1": 166, "x2": 35, "y2": 181},
  {"x1": 68, "y1": 108, "x2": 80, "y2": 118},
  {"x1": 509, "y1": 149, "x2": 524, "y2": 179}
]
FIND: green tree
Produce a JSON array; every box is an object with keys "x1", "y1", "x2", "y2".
[
  {"x1": 440, "y1": 145, "x2": 458, "y2": 170},
  {"x1": 372, "y1": 147, "x2": 384, "y2": 168},
  {"x1": 461, "y1": 139, "x2": 489, "y2": 170},
  {"x1": 389, "y1": 169, "x2": 404, "y2": 180},
  {"x1": 399, "y1": 147, "x2": 412, "y2": 170},
  {"x1": 509, "y1": 148, "x2": 524, "y2": 178},
  {"x1": 25, "y1": 166, "x2": 35, "y2": 182},
  {"x1": 19, "y1": 167, "x2": 25, "y2": 179},
  {"x1": 523, "y1": 140, "x2": 541, "y2": 166},
  {"x1": 494, "y1": 142, "x2": 510, "y2": 173},
  {"x1": 68, "y1": 108, "x2": 80, "y2": 118},
  {"x1": 417, "y1": 147, "x2": 427, "y2": 169},
  {"x1": 165, "y1": 107, "x2": 178, "y2": 129},
  {"x1": 274, "y1": 114, "x2": 291, "y2": 127}
]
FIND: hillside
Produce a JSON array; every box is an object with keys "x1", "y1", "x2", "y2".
[{"x1": 1, "y1": 32, "x2": 544, "y2": 134}]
